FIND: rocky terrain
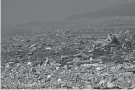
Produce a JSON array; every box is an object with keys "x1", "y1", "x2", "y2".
[{"x1": 1, "y1": 19, "x2": 135, "y2": 89}]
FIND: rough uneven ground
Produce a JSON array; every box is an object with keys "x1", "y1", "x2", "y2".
[{"x1": 1, "y1": 17, "x2": 135, "y2": 89}]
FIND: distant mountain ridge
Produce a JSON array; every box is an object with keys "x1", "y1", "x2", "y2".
[{"x1": 66, "y1": 2, "x2": 135, "y2": 20}]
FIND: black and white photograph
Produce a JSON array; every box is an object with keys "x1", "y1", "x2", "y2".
[{"x1": 1, "y1": 0, "x2": 135, "y2": 89}]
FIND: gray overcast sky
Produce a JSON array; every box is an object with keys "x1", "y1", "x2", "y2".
[{"x1": 2, "y1": 0, "x2": 127, "y2": 26}]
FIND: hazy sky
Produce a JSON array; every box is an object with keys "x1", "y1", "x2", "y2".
[{"x1": 2, "y1": 0, "x2": 128, "y2": 26}]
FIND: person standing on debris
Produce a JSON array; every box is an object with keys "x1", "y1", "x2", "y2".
[
  {"x1": 108, "y1": 33, "x2": 120, "y2": 46},
  {"x1": 108, "y1": 33, "x2": 121, "y2": 54}
]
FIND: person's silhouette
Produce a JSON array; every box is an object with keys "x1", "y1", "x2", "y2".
[{"x1": 108, "y1": 34, "x2": 120, "y2": 46}]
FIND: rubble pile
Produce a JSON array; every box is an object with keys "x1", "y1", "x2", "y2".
[{"x1": 1, "y1": 28, "x2": 135, "y2": 89}]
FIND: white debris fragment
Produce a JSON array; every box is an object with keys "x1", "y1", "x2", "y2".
[
  {"x1": 29, "y1": 43, "x2": 38, "y2": 48},
  {"x1": 56, "y1": 67, "x2": 59, "y2": 70},
  {"x1": 27, "y1": 62, "x2": 32, "y2": 65},
  {"x1": 58, "y1": 78, "x2": 61, "y2": 82},
  {"x1": 45, "y1": 47, "x2": 52, "y2": 50},
  {"x1": 96, "y1": 67, "x2": 103, "y2": 71},
  {"x1": 47, "y1": 75, "x2": 52, "y2": 78},
  {"x1": 107, "y1": 82, "x2": 115, "y2": 88},
  {"x1": 90, "y1": 57, "x2": 93, "y2": 60},
  {"x1": 6, "y1": 63, "x2": 10, "y2": 68}
]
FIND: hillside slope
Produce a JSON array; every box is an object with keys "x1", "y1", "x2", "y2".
[{"x1": 66, "y1": 2, "x2": 135, "y2": 20}]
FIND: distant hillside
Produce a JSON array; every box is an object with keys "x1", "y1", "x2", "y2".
[
  {"x1": 1, "y1": 21, "x2": 87, "y2": 37},
  {"x1": 1, "y1": 21, "x2": 44, "y2": 37},
  {"x1": 2, "y1": 16, "x2": 135, "y2": 37},
  {"x1": 2, "y1": 2, "x2": 135, "y2": 38},
  {"x1": 66, "y1": 2, "x2": 135, "y2": 20}
]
